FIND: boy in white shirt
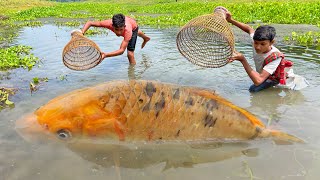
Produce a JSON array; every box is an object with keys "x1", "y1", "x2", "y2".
[{"x1": 225, "y1": 10, "x2": 308, "y2": 92}]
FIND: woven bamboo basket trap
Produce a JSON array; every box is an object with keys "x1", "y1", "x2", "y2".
[
  {"x1": 62, "y1": 30, "x2": 102, "y2": 71},
  {"x1": 176, "y1": 6, "x2": 235, "y2": 68}
]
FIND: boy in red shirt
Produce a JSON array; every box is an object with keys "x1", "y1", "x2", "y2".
[{"x1": 82, "y1": 14, "x2": 150, "y2": 65}]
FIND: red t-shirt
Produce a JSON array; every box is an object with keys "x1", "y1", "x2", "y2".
[{"x1": 102, "y1": 16, "x2": 138, "y2": 41}]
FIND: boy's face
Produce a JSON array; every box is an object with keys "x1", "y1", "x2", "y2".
[
  {"x1": 253, "y1": 40, "x2": 274, "y2": 54},
  {"x1": 113, "y1": 26, "x2": 125, "y2": 36}
]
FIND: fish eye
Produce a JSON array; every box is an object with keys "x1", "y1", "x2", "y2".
[{"x1": 56, "y1": 129, "x2": 72, "y2": 140}]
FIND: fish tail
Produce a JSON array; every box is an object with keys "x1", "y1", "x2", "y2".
[{"x1": 261, "y1": 129, "x2": 305, "y2": 143}]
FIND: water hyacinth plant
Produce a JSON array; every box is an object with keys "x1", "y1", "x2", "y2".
[
  {"x1": 0, "y1": 45, "x2": 40, "y2": 71},
  {"x1": 284, "y1": 31, "x2": 320, "y2": 49}
]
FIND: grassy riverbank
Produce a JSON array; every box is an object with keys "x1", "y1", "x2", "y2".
[
  {"x1": 9, "y1": 1, "x2": 320, "y2": 25},
  {"x1": 1, "y1": 0, "x2": 319, "y2": 25},
  {"x1": 0, "y1": 0, "x2": 55, "y2": 16}
]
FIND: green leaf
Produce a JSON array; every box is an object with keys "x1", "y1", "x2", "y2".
[
  {"x1": 5, "y1": 99, "x2": 14, "y2": 105},
  {"x1": 33, "y1": 77, "x2": 39, "y2": 84}
]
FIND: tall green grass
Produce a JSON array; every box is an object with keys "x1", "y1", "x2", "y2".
[
  {"x1": 5, "y1": 1, "x2": 319, "y2": 26},
  {"x1": 0, "y1": 0, "x2": 55, "y2": 16},
  {"x1": 1, "y1": 0, "x2": 320, "y2": 26}
]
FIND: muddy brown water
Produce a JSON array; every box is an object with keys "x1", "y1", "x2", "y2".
[{"x1": 0, "y1": 24, "x2": 320, "y2": 180}]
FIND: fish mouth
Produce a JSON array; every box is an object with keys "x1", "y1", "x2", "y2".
[{"x1": 15, "y1": 113, "x2": 52, "y2": 143}]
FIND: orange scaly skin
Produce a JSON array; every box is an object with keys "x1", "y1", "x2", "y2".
[{"x1": 16, "y1": 80, "x2": 303, "y2": 143}]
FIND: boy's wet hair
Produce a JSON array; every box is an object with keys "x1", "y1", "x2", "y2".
[
  {"x1": 112, "y1": 14, "x2": 125, "y2": 28},
  {"x1": 253, "y1": 25, "x2": 276, "y2": 41}
]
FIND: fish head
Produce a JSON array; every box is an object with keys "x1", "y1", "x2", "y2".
[
  {"x1": 15, "y1": 112, "x2": 50, "y2": 142},
  {"x1": 15, "y1": 87, "x2": 118, "y2": 142},
  {"x1": 15, "y1": 102, "x2": 84, "y2": 143}
]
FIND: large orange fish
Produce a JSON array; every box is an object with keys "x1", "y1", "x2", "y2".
[{"x1": 16, "y1": 80, "x2": 303, "y2": 143}]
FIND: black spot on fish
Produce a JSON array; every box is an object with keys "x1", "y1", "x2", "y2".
[
  {"x1": 155, "y1": 96, "x2": 166, "y2": 117},
  {"x1": 185, "y1": 97, "x2": 194, "y2": 107},
  {"x1": 176, "y1": 130, "x2": 181, "y2": 137},
  {"x1": 145, "y1": 82, "x2": 156, "y2": 98},
  {"x1": 249, "y1": 126, "x2": 262, "y2": 139},
  {"x1": 173, "y1": 88, "x2": 180, "y2": 100},
  {"x1": 142, "y1": 102, "x2": 151, "y2": 111},
  {"x1": 203, "y1": 115, "x2": 217, "y2": 127},
  {"x1": 206, "y1": 99, "x2": 218, "y2": 111},
  {"x1": 256, "y1": 126, "x2": 262, "y2": 133}
]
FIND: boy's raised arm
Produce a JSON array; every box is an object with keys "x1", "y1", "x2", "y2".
[
  {"x1": 226, "y1": 12, "x2": 254, "y2": 35},
  {"x1": 82, "y1": 21, "x2": 107, "y2": 34}
]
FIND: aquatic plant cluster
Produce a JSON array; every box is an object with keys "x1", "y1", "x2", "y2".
[
  {"x1": 7, "y1": 2, "x2": 320, "y2": 26},
  {"x1": 284, "y1": 31, "x2": 320, "y2": 47},
  {"x1": 0, "y1": 45, "x2": 40, "y2": 71},
  {"x1": 0, "y1": 45, "x2": 40, "y2": 108}
]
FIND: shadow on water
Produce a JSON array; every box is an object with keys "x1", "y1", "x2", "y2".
[
  {"x1": 66, "y1": 141, "x2": 258, "y2": 170},
  {"x1": 249, "y1": 88, "x2": 306, "y2": 123},
  {"x1": 127, "y1": 54, "x2": 151, "y2": 80}
]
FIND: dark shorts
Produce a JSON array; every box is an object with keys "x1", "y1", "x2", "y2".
[
  {"x1": 249, "y1": 79, "x2": 279, "y2": 93},
  {"x1": 127, "y1": 27, "x2": 138, "y2": 52}
]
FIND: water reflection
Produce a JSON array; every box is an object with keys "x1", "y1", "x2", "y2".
[
  {"x1": 127, "y1": 54, "x2": 151, "y2": 80},
  {"x1": 67, "y1": 141, "x2": 258, "y2": 170},
  {"x1": 249, "y1": 88, "x2": 305, "y2": 122}
]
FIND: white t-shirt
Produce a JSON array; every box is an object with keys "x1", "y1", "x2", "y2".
[
  {"x1": 250, "y1": 33, "x2": 281, "y2": 74},
  {"x1": 249, "y1": 34, "x2": 309, "y2": 90}
]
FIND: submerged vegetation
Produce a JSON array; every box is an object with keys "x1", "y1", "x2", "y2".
[
  {"x1": 29, "y1": 77, "x2": 49, "y2": 94},
  {"x1": 0, "y1": 87, "x2": 16, "y2": 110}
]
